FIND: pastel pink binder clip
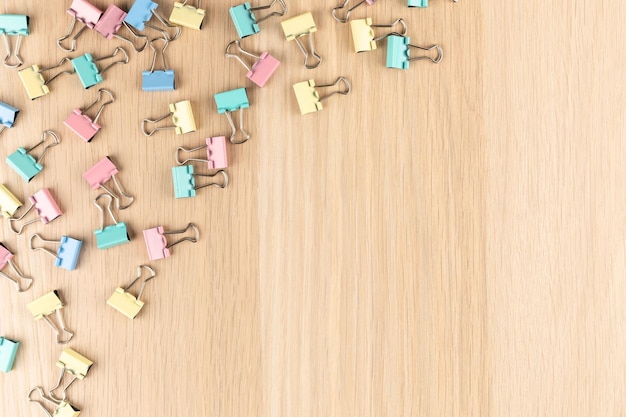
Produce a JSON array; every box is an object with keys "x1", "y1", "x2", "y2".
[
  {"x1": 0, "y1": 243, "x2": 33, "y2": 292},
  {"x1": 8, "y1": 188, "x2": 62, "y2": 235},
  {"x1": 143, "y1": 223, "x2": 199, "y2": 261},
  {"x1": 93, "y1": 5, "x2": 148, "y2": 52},
  {"x1": 64, "y1": 89, "x2": 115, "y2": 142},
  {"x1": 83, "y1": 156, "x2": 134, "y2": 210},
  {"x1": 176, "y1": 136, "x2": 228, "y2": 170},
  {"x1": 57, "y1": 0, "x2": 104, "y2": 52},
  {"x1": 225, "y1": 40, "x2": 280, "y2": 88}
]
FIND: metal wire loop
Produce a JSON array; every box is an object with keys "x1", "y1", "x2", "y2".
[
  {"x1": 81, "y1": 89, "x2": 115, "y2": 124},
  {"x1": 371, "y1": 18, "x2": 407, "y2": 42},
  {"x1": 250, "y1": 0, "x2": 287, "y2": 24},
  {"x1": 3, "y1": 33, "x2": 24, "y2": 68},
  {"x1": 148, "y1": 37, "x2": 170, "y2": 72},
  {"x1": 331, "y1": 0, "x2": 367, "y2": 23},
  {"x1": 225, "y1": 39, "x2": 261, "y2": 71},
  {"x1": 141, "y1": 111, "x2": 174, "y2": 136},
  {"x1": 224, "y1": 109, "x2": 250, "y2": 144},
  {"x1": 317, "y1": 77, "x2": 352, "y2": 102},
  {"x1": 94, "y1": 46, "x2": 129, "y2": 75},
  {"x1": 57, "y1": 17, "x2": 88, "y2": 52},
  {"x1": 29, "y1": 233, "x2": 60, "y2": 259},
  {"x1": 293, "y1": 32, "x2": 322, "y2": 69},
  {"x1": 408, "y1": 43, "x2": 443, "y2": 64},
  {"x1": 123, "y1": 265, "x2": 157, "y2": 302},
  {"x1": 164, "y1": 223, "x2": 200, "y2": 249},
  {"x1": 193, "y1": 170, "x2": 229, "y2": 189},
  {"x1": 94, "y1": 193, "x2": 118, "y2": 229}
]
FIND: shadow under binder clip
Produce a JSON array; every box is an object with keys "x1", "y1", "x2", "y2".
[
  {"x1": 0, "y1": 184, "x2": 22, "y2": 219},
  {"x1": 0, "y1": 242, "x2": 32, "y2": 292},
  {"x1": 142, "y1": 100, "x2": 196, "y2": 136},
  {"x1": 176, "y1": 136, "x2": 228, "y2": 170},
  {"x1": 0, "y1": 101, "x2": 19, "y2": 134},
  {"x1": 71, "y1": 46, "x2": 129, "y2": 89},
  {"x1": 281, "y1": 12, "x2": 321, "y2": 69},
  {"x1": 386, "y1": 34, "x2": 442, "y2": 69},
  {"x1": 29, "y1": 234, "x2": 83, "y2": 272},
  {"x1": 18, "y1": 58, "x2": 75, "y2": 100},
  {"x1": 48, "y1": 348, "x2": 93, "y2": 402},
  {"x1": 83, "y1": 157, "x2": 134, "y2": 210},
  {"x1": 214, "y1": 88, "x2": 250, "y2": 144},
  {"x1": 0, "y1": 14, "x2": 29, "y2": 68},
  {"x1": 170, "y1": 0, "x2": 206, "y2": 30},
  {"x1": 26, "y1": 290, "x2": 74, "y2": 344},
  {"x1": 332, "y1": 0, "x2": 375, "y2": 23},
  {"x1": 57, "y1": 0, "x2": 103, "y2": 52},
  {"x1": 93, "y1": 194, "x2": 130, "y2": 250},
  {"x1": 9, "y1": 188, "x2": 63, "y2": 235},
  {"x1": 350, "y1": 17, "x2": 406, "y2": 53},
  {"x1": 6, "y1": 131, "x2": 60, "y2": 182},
  {"x1": 143, "y1": 223, "x2": 199, "y2": 260},
  {"x1": 293, "y1": 77, "x2": 351, "y2": 115},
  {"x1": 94, "y1": 5, "x2": 149, "y2": 52},
  {"x1": 142, "y1": 37, "x2": 175, "y2": 92},
  {"x1": 64, "y1": 88, "x2": 115, "y2": 142},
  {"x1": 0, "y1": 337, "x2": 19, "y2": 372},
  {"x1": 172, "y1": 165, "x2": 228, "y2": 199},
  {"x1": 230, "y1": 0, "x2": 286, "y2": 38},
  {"x1": 408, "y1": 0, "x2": 459, "y2": 8},
  {"x1": 28, "y1": 386, "x2": 80, "y2": 417},
  {"x1": 107, "y1": 265, "x2": 156, "y2": 319},
  {"x1": 225, "y1": 40, "x2": 280, "y2": 87},
  {"x1": 125, "y1": 0, "x2": 181, "y2": 42}
]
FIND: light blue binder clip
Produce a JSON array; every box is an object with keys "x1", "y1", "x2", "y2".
[
  {"x1": 29, "y1": 234, "x2": 83, "y2": 271},
  {"x1": 214, "y1": 88, "x2": 251, "y2": 144},
  {"x1": 142, "y1": 38, "x2": 175, "y2": 91},
  {"x1": 125, "y1": 0, "x2": 181, "y2": 41},
  {"x1": 0, "y1": 14, "x2": 29, "y2": 68},
  {"x1": 229, "y1": 0, "x2": 286, "y2": 38},
  {"x1": 71, "y1": 47, "x2": 129, "y2": 89},
  {"x1": 386, "y1": 35, "x2": 443, "y2": 70},
  {"x1": 6, "y1": 130, "x2": 60, "y2": 182},
  {"x1": 93, "y1": 194, "x2": 130, "y2": 250},
  {"x1": 0, "y1": 337, "x2": 19, "y2": 372},
  {"x1": 407, "y1": 0, "x2": 428, "y2": 7},
  {"x1": 0, "y1": 101, "x2": 19, "y2": 134},
  {"x1": 172, "y1": 165, "x2": 228, "y2": 199}
]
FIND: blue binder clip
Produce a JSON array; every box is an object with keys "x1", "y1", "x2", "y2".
[
  {"x1": 386, "y1": 35, "x2": 442, "y2": 69},
  {"x1": 29, "y1": 234, "x2": 83, "y2": 271},
  {"x1": 72, "y1": 47, "x2": 129, "y2": 89},
  {"x1": 0, "y1": 101, "x2": 19, "y2": 134},
  {"x1": 93, "y1": 194, "x2": 130, "y2": 250},
  {"x1": 6, "y1": 130, "x2": 60, "y2": 182},
  {"x1": 229, "y1": 0, "x2": 286, "y2": 38},
  {"x1": 125, "y1": 0, "x2": 181, "y2": 41},
  {"x1": 172, "y1": 165, "x2": 228, "y2": 199},
  {"x1": 214, "y1": 88, "x2": 250, "y2": 144},
  {"x1": 0, "y1": 337, "x2": 19, "y2": 372},
  {"x1": 142, "y1": 37, "x2": 175, "y2": 91},
  {"x1": 0, "y1": 14, "x2": 29, "y2": 68}
]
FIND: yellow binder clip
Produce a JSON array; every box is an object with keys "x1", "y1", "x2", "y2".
[
  {"x1": 281, "y1": 12, "x2": 321, "y2": 69},
  {"x1": 48, "y1": 348, "x2": 93, "y2": 402},
  {"x1": 26, "y1": 290, "x2": 74, "y2": 344},
  {"x1": 107, "y1": 265, "x2": 157, "y2": 319},
  {"x1": 141, "y1": 100, "x2": 196, "y2": 136},
  {"x1": 293, "y1": 77, "x2": 351, "y2": 115},
  {"x1": 28, "y1": 387, "x2": 80, "y2": 417},
  {"x1": 169, "y1": 0, "x2": 205, "y2": 30},
  {"x1": 0, "y1": 184, "x2": 22, "y2": 218},
  {"x1": 350, "y1": 18, "x2": 406, "y2": 53},
  {"x1": 18, "y1": 58, "x2": 75, "y2": 100}
]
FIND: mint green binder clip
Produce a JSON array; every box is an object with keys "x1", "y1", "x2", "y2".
[
  {"x1": 6, "y1": 130, "x2": 60, "y2": 182},
  {"x1": 214, "y1": 88, "x2": 250, "y2": 144},
  {"x1": 407, "y1": 0, "x2": 428, "y2": 7},
  {"x1": 93, "y1": 194, "x2": 130, "y2": 249},
  {"x1": 172, "y1": 165, "x2": 228, "y2": 199},
  {"x1": 0, "y1": 337, "x2": 19, "y2": 372},
  {"x1": 386, "y1": 35, "x2": 443, "y2": 70},
  {"x1": 0, "y1": 14, "x2": 29, "y2": 68},
  {"x1": 72, "y1": 46, "x2": 129, "y2": 89}
]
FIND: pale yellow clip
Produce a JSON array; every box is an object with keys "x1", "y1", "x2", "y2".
[
  {"x1": 170, "y1": 1, "x2": 205, "y2": 30},
  {"x1": 293, "y1": 80, "x2": 322, "y2": 115},
  {"x1": 26, "y1": 290, "x2": 74, "y2": 344},
  {"x1": 350, "y1": 18, "x2": 376, "y2": 52},
  {"x1": 281, "y1": 12, "x2": 317, "y2": 40},
  {"x1": 18, "y1": 65, "x2": 50, "y2": 100},
  {"x1": 53, "y1": 402, "x2": 81, "y2": 417},
  {"x1": 170, "y1": 100, "x2": 197, "y2": 135},
  {"x1": 107, "y1": 265, "x2": 157, "y2": 319},
  {"x1": 28, "y1": 387, "x2": 80, "y2": 417},
  {"x1": 48, "y1": 348, "x2": 93, "y2": 402},
  {"x1": 0, "y1": 184, "x2": 22, "y2": 219}
]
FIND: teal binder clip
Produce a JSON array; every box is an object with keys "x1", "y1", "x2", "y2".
[
  {"x1": 386, "y1": 35, "x2": 442, "y2": 69},
  {"x1": 0, "y1": 337, "x2": 19, "y2": 372},
  {"x1": 93, "y1": 194, "x2": 130, "y2": 249},
  {"x1": 0, "y1": 14, "x2": 29, "y2": 68},
  {"x1": 229, "y1": 0, "x2": 286, "y2": 38},
  {"x1": 407, "y1": 0, "x2": 428, "y2": 6},
  {"x1": 214, "y1": 88, "x2": 250, "y2": 144},
  {"x1": 6, "y1": 130, "x2": 60, "y2": 182},
  {"x1": 71, "y1": 46, "x2": 129, "y2": 89},
  {"x1": 172, "y1": 165, "x2": 228, "y2": 199}
]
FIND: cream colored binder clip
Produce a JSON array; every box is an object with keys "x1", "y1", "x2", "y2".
[
  {"x1": 48, "y1": 348, "x2": 93, "y2": 402},
  {"x1": 26, "y1": 290, "x2": 74, "y2": 344},
  {"x1": 281, "y1": 12, "x2": 321, "y2": 69},
  {"x1": 107, "y1": 265, "x2": 156, "y2": 319},
  {"x1": 293, "y1": 77, "x2": 352, "y2": 115},
  {"x1": 350, "y1": 17, "x2": 406, "y2": 53},
  {"x1": 28, "y1": 386, "x2": 80, "y2": 417}
]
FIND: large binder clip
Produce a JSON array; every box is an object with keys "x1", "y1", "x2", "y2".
[
  {"x1": 386, "y1": 34, "x2": 442, "y2": 69},
  {"x1": 57, "y1": 0, "x2": 103, "y2": 52},
  {"x1": 28, "y1": 387, "x2": 80, "y2": 417},
  {"x1": 94, "y1": 5, "x2": 148, "y2": 52},
  {"x1": 125, "y1": 0, "x2": 181, "y2": 41},
  {"x1": 293, "y1": 77, "x2": 351, "y2": 115},
  {"x1": 0, "y1": 184, "x2": 22, "y2": 219},
  {"x1": 214, "y1": 88, "x2": 250, "y2": 144},
  {"x1": 93, "y1": 194, "x2": 130, "y2": 250},
  {"x1": 143, "y1": 223, "x2": 199, "y2": 260},
  {"x1": 83, "y1": 157, "x2": 134, "y2": 210},
  {"x1": 350, "y1": 18, "x2": 406, "y2": 53},
  {"x1": 64, "y1": 89, "x2": 115, "y2": 142},
  {"x1": 176, "y1": 136, "x2": 228, "y2": 170},
  {"x1": 0, "y1": 101, "x2": 19, "y2": 134},
  {"x1": 172, "y1": 165, "x2": 228, "y2": 199},
  {"x1": 408, "y1": 0, "x2": 459, "y2": 8},
  {"x1": 71, "y1": 46, "x2": 129, "y2": 89},
  {"x1": 281, "y1": 12, "x2": 322, "y2": 69},
  {"x1": 331, "y1": 0, "x2": 375, "y2": 23},
  {"x1": 48, "y1": 348, "x2": 93, "y2": 402},
  {"x1": 142, "y1": 37, "x2": 175, "y2": 92},
  {"x1": 142, "y1": 100, "x2": 196, "y2": 136},
  {"x1": 225, "y1": 40, "x2": 280, "y2": 88},
  {"x1": 0, "y1": 243, "x2": 32, "y2": 292},
  {"x1": 107, "y1": 265, "x2": 156, "y2": 319},
  {"x1": 0, "y1": 337, "x2": 19, "y2": 372},
  {"x1": 170, "y1": 0, "x2": 206, "y2": 30},
  {"x1": 26, "y1": 290, "x2": 74, "y2": 344},
  {"x1": 230, "y1": 0, "x2": 286, "y2": 38},
  {"x1": 29, "y1": 234, "x2": 83, "y2": 272},
  {"x1": 9, "y1": 188, "x2": 63, "y2": 235},
  {"x1": 0, "y1": 14, "x2": 29, "y2": 68},
  {"x1": 18, "y1": 58, "x2": 75, "y2": 100},
  {"x1": 6, "y1": 130, "x2": 60, "y2": 182}
]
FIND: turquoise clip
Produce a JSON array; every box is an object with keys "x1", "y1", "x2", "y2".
[
  {"x1": 386, "y1": 35, "x2": 443, "y2": 69},
  {"x1": 93, "y1": 194, "x2": 130, "y2": 249},
  {"x1": 172, "y1": 165, "x2": 228, "y2": 199},
  {"x1": 408, "y1": 0, "x2": 428, "y2": 6},
  {"x1": 71, "y1": 47, "x2": 129, "y2": 89},
  {"x1": 6, "y1": 130, "x2": 60, "y2": 182},
  {"x1": 0, "y1": 14, "x2": 29, "y2": 68},
  {"x1": 214, "y1": 88, "x2": 249, "y2": 114},
  {"x1": 0, "y1": 337, "x2": 19, "y2": 372},
  {"x1": 230, "y1": 3, "x2": 259, "y2": 38}
]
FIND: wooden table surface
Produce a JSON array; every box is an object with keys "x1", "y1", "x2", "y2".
[{"x1": 1, "y1": 1, "x2": 624, "y2": 416}]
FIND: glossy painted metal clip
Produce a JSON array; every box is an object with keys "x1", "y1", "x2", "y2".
[
  {"x1": 230, "y1": 0, "x2": 286, "y2": 38},
  {"x1": 214, "y1": 88, "x2": 250, "y2": 144},
  {"x1": 6, "y1": 130, "x2": 60, "y2": 182},
  {"x1": 93, "y1": 194, "x2": 130, "y2": 250},
  {"x1": 71, "y1": 46, "x2": 129, "y2": 89},
  {"x1": 0, "y1": 14, "x2": 29, "y2": 68},
  {"x1": 176, "y1": 136, "x2": 228, "y2": 170},
  {"x1": 0, "y1": 101, "x2": 19, "y2": 134},
  {"x1": 28, "y1": 386, "x2": 80, "y2": 417},
  {"x1": 9, "y1": 188, "x2": 63, "y2": 234},
  {"x1": 107, "y1": 265, "x2": 156, "y2": 319},
  {"x1": 170, "y1": 0, "x2": 206, "y2": 30},
  {"x1": 18, "y1": 58, "x2": 75, "y2": 100},
  {"x1": 0, "y1": 184, "x2": 22, "y2": 219},
  {"x1": 94, "y1": 5, "x2": 148, "y2": 52},
  {"x1": 125, "y1": 0, "x2": 181, "y2": 41},
  {"x1": 83, "y1": 156, "x2": 134, "y2": 210},
  {"x1": 143, "y1": 223, "x2": 199, "y2": 260},
  {"x1": 57, "y1": 0, "x2": 103, "y2": 52},
  {"x1": 0, "y1": 243, "x2": 32, "y2": 292},
  {"x1": 350, "y1": 18, "x2": 406, "y2": 52},
  {"x1": 48, "y1": 348, "x2": 93, "y2": 402},
  {"x1": 26, "y1": 291, "x2": 74, "y2": 344},
  {"x1": 172, "y1": 165, "x2": 228, "y2": 199},
  {"x1": 142, "y1": 100, "x2": 196, "y2": 136},
  {"x1": 0, "y1": 337, "x2": 19, "y2": 372},
  {"x1": 142, "y1": 37, "x2": 175, "y2": 91},
  {"x1": 281, "y1": 12, "x2": 321, "y2": 69},
  {"x1": 386, "y1": 34, "x2": 443, "y2": 69},
  {"x1": 293, "y1": 77, "x2": 351, "y2": 115},
  {"x1": 30, "y1": 234, "x2": 83, "y2": 271},
  {"x1": 225, "y1": 40, "x2": 280, "y2": 87},
  {"x1": 64, "y1": 89, "x2": 114, "y2": 142}
]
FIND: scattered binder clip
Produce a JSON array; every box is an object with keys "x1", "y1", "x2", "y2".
[
  {"x1": 64, "y1": 89, "x2": 115, "y2": 142},
  {"x1": 281, "y1": 12, "x2": 322, "y2": 69},
  {"x1": 332, "y1": 0, "x2": 375, "y2": 23},
  {"x1": 18, "y1": 58, "x2": 75, "y2": 100},
  {"x1": 71, "y1": 46, "x2": 129, "y2": 89},
  {"x1": 142, "y1": 100, "x2": 196, "y2": 136},
  {"x1": 29, "y1": 234, "x2": 83, "y2": 272},
  {"x1": 172, "y1": 165, "x2": 228, "y2": 199},
  {"x1": 6, "y1": 130, "x2": 60, "y2": 182},
  {"x1": 225, "y1": 40, "x2": 280, "y2": 87},
  {"x1": 125, "y1": 0, "x2": 181, "y2": 41},
  {"x1": 93, "y1": 194, "x2": 130, "y2": 250},
  {"x1": 143, "y1": 223, "x2": 199, "y2": 260},
  {"x1": 408, "y1": 0, "x2": 459, "y2": 8},
  {"x1": 107, "y1": 265, "x2": 156, "y2": 319},
  {"x1": 0, "y1": 101, "x2": 19, "y2": 134},
  {"x1": 94, "y1": 5, "x2": 148, "y2": 52},
  {"x1": 386, "y1": 34, "x2": 443, "y2": 69},
  {"x1": 28, "y1": 387, "x2": 80, "y2": 417},
  {"x1": 83, "y1": 156, "x2": 134, "y2": 210},
  {"x1": 57, "y1": 0, "x2": 103, "y2": 52},
  {"x1": 293, "y1": 77, "x2": 351, "y2": 115},
  {"x1": 0, "y1": 14, "x2": 29, "y2": 68},
  {"x1": 176, "y1": 136, "x2": 228, "y2": 170},
  {"x1": 170, "y1": 0, "x2": 206, "y2": 30},
  {"x1": 9, "y1": 188, "x2": 63, "y2": 235},
  {"x1": 0, "y1": 243, "x2": 32, "y2": 292},
  {"x1": 0, "y1": 337, "x2": 19, "y2": 372},
  {"x1": 26, "y1": 290, "x2": 74, "y2": 344},
  {"x1": 48, "y1": 348, "x2": 93, "y2": 402},
  {"x1": 214, "y1": 88, "x2": 250, "y2": 144},
  {"x1": 230, "y1": 0, "x2": 286, "y2": 38},
  {"x1": 350, "y1": 18, "x2": 406, "y2": 53},
  {"x1": 142, "y1": 37, "x2": 175, "y2": 92},
  {"x1": 0, "y1": 184, "x2": 22, "y2": 219}
]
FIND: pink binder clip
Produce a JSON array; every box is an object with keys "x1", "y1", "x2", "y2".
[
  {"x1": 8, "y1": 188, "x2": 62, "y2": 235},
  {"x1": 64, "y1": 89, "x2": 114, "y2": 142},
  {"x1": 225, "y1": 40, "x2": 280, "y2": 88},
  {"x1": 57, "y1": 0, "x2": 104, "y2": 52},
  {"x1": 143, "y1": 223, "x2": 199, "y2": 261},
  {"x1": 83, "y1": 156, "x2": 134, "y2": 210},
  {"x1": 176, "y1": 136, "x2": 228, "y2": 170},
  {"x1": 0, "y1": 243, "x2": 33, "y2": 292},
  {"x1": 93, "y1": 5, "x2": 149, "y2": 52}
]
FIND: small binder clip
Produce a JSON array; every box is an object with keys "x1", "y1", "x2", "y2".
[
  {"x1": 57, "y1": 0, "x2": 103, "y2": 52},
  {"x1": 293, "y1": 77, "x2": 351, "y2": 115},
  {"x1": 30, "y1": 234, "x2": 83, "y2": 272},
  {"x1": 350, "y1": 18, "x2": 406, "y2": 53},
  {"x1": 143, "y1": 223, "x2": 199, "y2": 260},
  {"x1": 48, "y1": 348, "x2": 93, "y2": 402},
  {"x1": 230, "y1": 0, "x2": 286, "y2": 38},
  {"x1": 71, "y1": 46, "x2": 129, "y2": 89},
  {"x1": 18, "y1": 58, "x2": 75, "y2": 100},
  {"x1": 214, "y1": 88, "x2": 250, "y2": 144},
  {"x1": 9, "y1": 188, "x2": 63, "y2": 235},
  {"x1": 0, "y1": 101, "x2": 19, "y2": 134},
  {"x1": 0, "y1": 184, "x2": 22, "y2": 219},
  {"x1": 28, "y1": 387, "x2": 80, "y2": 417},
  {"x1": 170, "y1": 0, "x2": 206, "y2": 30},
  {"x1": 6, "y1": 130, "x2": 60, "y2": 182},
  {"x1": 0, "y1": 243, "x2": 32, "y2": 292},
  {"x1": 142, "y1": 100, "x2": 196, "y2": 136},
  {"x1": 94, "y1": 5, "x2": 148, "y2": 52},
  {"x1": 64, "y1": 89, "x2": 114, "y2": 142},
  {"x1": 225, "y1": 40, "x2": 280, "y2": 87},
  {"x1": 26, "y1": 290, "x2": 74, "y2": 344},
  {"x1": 142, "y1": 37, "x2": 175, "y2": 92},
  {"x1": 281, "y1": 12, "x2": 322, "y2": 69},
  {"x1": 172, "y1": 165, "x2": 228, "y2": 199},
  {"x1": 0, "y1": 337, "x2": 19, "y2": 372},
  {"x1": 107, "y1": 265, "x2": 156, "y2": 319},
  {"x1": 176, "y1": 136, "x2": 228, "y2": 170},
  {"x1": 93, "y1": 194, "x2": 130, "y2": 250},
  {"x1": 83, "y1": 156, "x2": 134, "y2": 210},
  {"x1": 386, "y1": 34, "x2": 443, "y2": 69},
  {"x1": 408, "y1": 0, "x2": 458, "y2": 8},
  {"x1": 125, "y1": 0, "x2": 181, "y2": 41},
  {"x1": 0, "y1": 14, "x2": 29, "y2": 68},
  {"x1": 332, "y1": 0, "x2": 375, "y2": 23}
]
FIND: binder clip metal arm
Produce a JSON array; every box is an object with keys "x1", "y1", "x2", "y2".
[
  {"x1": 251, "y1": 0, "x2": 287, "y2": 24},
  {"x1": 93, "y1": 46, "x2": 130, "y2": 76},
  {"x1": 332, "y1": 0, "x2": 375, "y2": 23},
  {"x1": 40, "y1": 58, "x2": 77, "y2": 86},
  {"x1": 318, "y1": 77, "x2": 352, "y2": 102},
  {"x1": 48, "y1": 348, "x2": 93, "y2": 402},
  {"x1": 28, "y1": 386, "x2": 80, "y2": 417},
  {"x1": 147, "y1": 36, "x2": 170, "y2": 73},
  {"x1": 281, "y1": 12, "x2": 322, "y2": 69},
  {"x1": 57, "y1": 0, "x2": 103, "y2": 52},
  {"x1": 27, "y1": 291, "x2": 74, "y2": 344},
  {"x1": 0, "y1": 243, "x2": 33, "y2": 292},
  {"x1": 225, "y1": 39, "x2": 257, "y2": 72},
  {"x1": 81, "y1": 88, "x2": 115, "y2": 125},
  {"x1": 1, "y1": 14, "x2": 30, "y2": 68},
  {"x1": 146, "y1": 9, "x2": 182, "y2": 42}
]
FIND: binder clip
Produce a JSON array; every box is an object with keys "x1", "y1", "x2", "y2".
[
  {"x1": 172, "y1": 165, "x2": 228, "y2": 199},
  {"x1": 229, "y1": 0, "x2": 286, "y2": 38},
  {"x1": 143, "y1": 223, "x2": 199, "y2": 260},
  {"x1": 94, "y1": 5, "x2": 149, "y2": 52},
  {"x1": 9, "y1": 188, "x2": 63, "y2": 235},
  {"x1": 28, "y1": 387, "x2": 80, "y2": 417},
  {"x1": 0, "y1": 14, "x2": 29, "y2": 68},
  {"x1": 332, "y1": 0, "x2": 375, "y2": 23},
  {"x1": 6, "y1": 130, "x2": 60, "y2": 182},
  {"x1": 0, "y1": 101, "x2": 19, "y2": 134},
  {"x1": 125, "y1": 0, "x2": 181, "y2": 42},
  {"x1": 0, "y1": 337, "x2": 19, "y2": 372},
  {"x1": 83, "y1": 156, "x2": 134, "y2": 210},
  {"x1": 142, "y1": 100, "x2": 196, "y2": 136},
  {"x1": 71, "y1": 46, "x2": 129, "y2": 89},
  {"x1": 26, "y1": 290, "x2": 74, "y2": 344},
  {"x1": 57, "y1": 0, "x2": 103, "y2": 52},
  {"x1": 176, "y1": 136, "x2": 228, "y2": 170},
  {"x1": 107, "y1": 265, "x2": 156, "y2": 319},
  {"x1": 0, "y1": 243, "x2": 32, "y2": 292},
  {"x1": 293, "y1": 77, "x2": 351, "y2": 115},
  {"x1": 142, "y1": 37, "x2": 175, "y2": 92},
  {"x1": 170, "y1": 0, "x2": 206, "y2": 30},
  {"x1": 225, "y1": 40, "x2": 280, "y2": 88},
  {"x1": 350, "y1": 18, "x2": 406, "y2": 53},
  {"x1": 29, "y1": 234, "x2": 83, "y2": 272},
  {"x1": 0, "y1": 184, "x2": 22, "y2": 219},
  {"x1": 408, "y1": 0, "x2": 459, "y2": 8},
  {"x1": 386, "y1": 34, "x2": 443, "y2": 69},
  {"x1": 214, "y1": 88, "x2": 250, "y2": 144},
  {"x1": 48, "y1": 348, "x2": 93, "y2": 402},
  {"x1": 64, "y1": 89, "x2": 115, "y2": 142},
  {"x1": 281, "y1": 12, "x2": 322, "y2": 69},
  {"x1": 18, "y1": 58, "x2": 75, "y2": 100},
  {"x1": 93, "y1": 194, "x2": 130, "y2": 250}
]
